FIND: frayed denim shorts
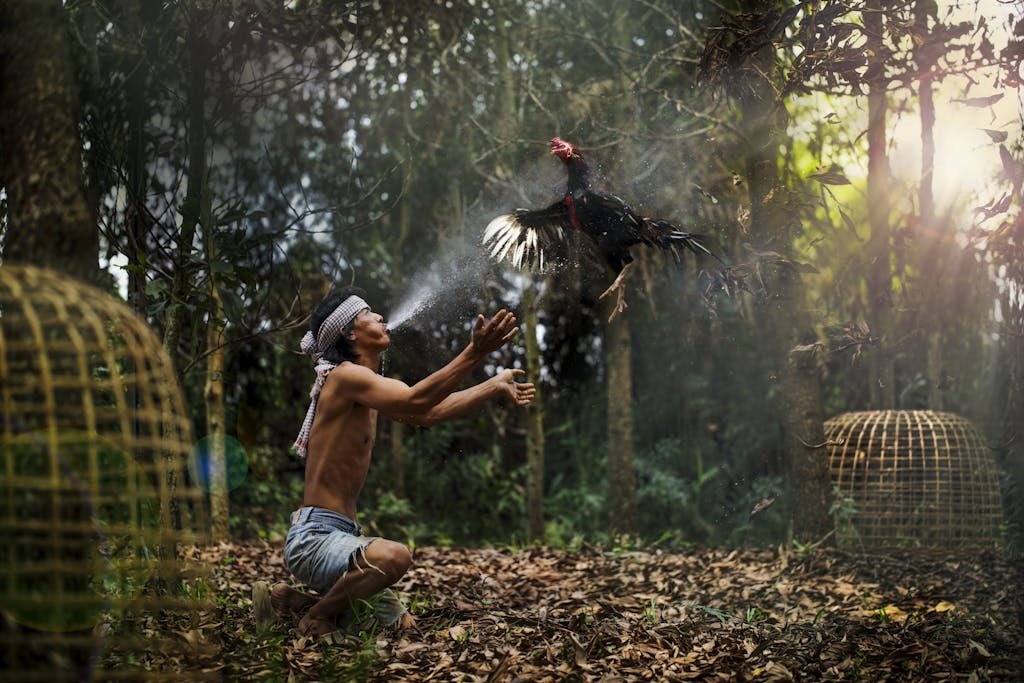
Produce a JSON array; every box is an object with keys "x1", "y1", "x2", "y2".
[{"x1": 283, "y1": 506, "x2": 376, "y2": 595}]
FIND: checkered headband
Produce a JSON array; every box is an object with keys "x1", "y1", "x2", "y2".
[{"x1": 293, "y1": 295, "x2": 369, "y2": 458}]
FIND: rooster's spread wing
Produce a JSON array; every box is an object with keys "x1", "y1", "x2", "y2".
[{"x1": 483, "y1": 200, "x2": 570, "y2": 270}]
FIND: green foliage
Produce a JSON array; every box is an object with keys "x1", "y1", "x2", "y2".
[
  {"x1": 829, "y1": 485, "x2": 860, "y2": 547},
  {"x1": 635, "y1": 438, "x2": 720, "y2": 542},
  {"x1": 45, "y1": 0, "x2": 1023, "y2": 554},
  {"x1": 228, "y1": 446, "x2": 304, "y2": 541},
  {"x1": 358, "y1": 423, "x2": 527, "y2": 545}
]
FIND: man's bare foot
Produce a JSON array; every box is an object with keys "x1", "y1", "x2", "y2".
[
  {"x1": 297, "y1": 612, "x2": 340, "y2": 639},
  {"x1": 270, "y1": 582, "x2": 317, "y2": 618}
]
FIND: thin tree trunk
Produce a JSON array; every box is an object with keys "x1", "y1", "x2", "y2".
[
  {"x1": 865, "y1": 0, "x2": 896, "y2": 408},
  {"x1": 164, "y1": 19, "x2": 208, "y2": 370},
  {"x1": 606, "y1": 306, "x2": 637, "y2": 534},
  {"x1": 494, "y1": 6, "x2": 545, "y2": 538},
  {"x1": 0, "y1": 0, "x2": 99, "y2": 284},
  {"x1": 202, "y1": 179, "x2": 229, "y2": 541},
  {"x1": 522, "y1": 283, "x2": 545, "y2": 541},
  {"x1": 126, "y1": 50, "x2": 150, "y2": 317},
  {"x1": 916, "y1": 0, "x2": 942, "y2": 409},
  {"x1": 604, "y1": 3, "x2": 638, "y2": 537}
]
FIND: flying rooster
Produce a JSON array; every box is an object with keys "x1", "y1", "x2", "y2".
[{"x1": 483, "y1": 137, "x2": 719, "y2": 320}]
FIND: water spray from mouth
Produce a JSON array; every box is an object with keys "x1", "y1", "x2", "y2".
[
  {"x1": 388, "y1": 160, "x2": 568, "y2": 330},
  {"x1": 387, "y1": 281, "x2": 439, "y2": 331},
  {"x1": 386, "y1": 241, "x2": 488, "y2": 331}
]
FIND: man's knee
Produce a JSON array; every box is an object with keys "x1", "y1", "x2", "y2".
[{"x1": 365, "y1": 540, "x2": 412, "y2": 581}]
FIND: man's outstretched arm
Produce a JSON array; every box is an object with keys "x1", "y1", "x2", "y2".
[
  {"x1": 329, "y1": 310, "x2": 520, "y2": 415},
  {"x1": 386, "y1": 369, "x2": 535, "y2": 426}
]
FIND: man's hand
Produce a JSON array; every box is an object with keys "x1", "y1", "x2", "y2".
[
  {"x1": 490, "y1": 369, "x2": 536, "y2": 406},
  {"x1": 469, "y1": 309, "x2": 519, "y2": 357}
]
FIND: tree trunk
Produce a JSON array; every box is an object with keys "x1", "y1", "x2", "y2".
[
  {"x1": 202, "y1": 182, "x2": 229, "y2": 541},
  {"x1": 204, "y1": 295, "x2": 229, "y2": 539},
  {"x1": 737, "y1": 10, "x2": 831, "y2": 542},
  {"x1": 604, "y1": 2, "x2": 638, "y2": 538},
  {"x1": 0, "y1": 0, "x2": 99, "y2": 284},
  {"x1": 126, "y1": 51, "x2": 151, "y2": 317},
  {"x1": 606, "y1": 306, "x2": 637, "y2": 535},
  {"x1": 916, "y1": 4, "x2": 935, "y2": 228},
  {"x1": 493, "y1": 7, "x2": 545, "y2": 539},
  {"x1": 916, "y1": 0, "x2": 942, "y2": 409},
  {"x1": 522, "y1": 283, "x2": 545, "y2": 541},
  {"x1": 163, "y1": 18, "x2": 209, "y2": 370},
  {"x1": 865, "y1": 0, "x2": 896, "y2": 408}
]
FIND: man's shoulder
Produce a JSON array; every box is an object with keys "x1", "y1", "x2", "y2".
[
  {"x1": 325, "y1": 361, "x2": 378, "y2": 387},
  {"x1": 327, "y1": 361, "x2": 364, "y2": 379}
]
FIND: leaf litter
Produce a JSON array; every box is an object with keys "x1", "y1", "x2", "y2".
[{"x1": 164, "y1": 542, "x2": 1021, "y2": 681}]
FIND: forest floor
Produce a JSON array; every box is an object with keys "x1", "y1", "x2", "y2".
[{"x1": 168, "y1": 540, "x2": 1021, "y2": 681}]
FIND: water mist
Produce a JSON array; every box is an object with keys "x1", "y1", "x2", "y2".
[{"x1": 387, "y1": 158, "x2": 567, "y2": 331}]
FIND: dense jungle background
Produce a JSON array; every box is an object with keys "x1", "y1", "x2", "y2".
[
  {"x1": 4, "y1": 0, "x2": 1024, "y2": 550},
  {"x1": 2, "y1": 0, "x2": 1024, "y2": 679}
]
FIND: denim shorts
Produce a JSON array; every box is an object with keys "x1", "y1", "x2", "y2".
[{"x1": 283, "y1": 506, "x2": 376, "y2": 595}]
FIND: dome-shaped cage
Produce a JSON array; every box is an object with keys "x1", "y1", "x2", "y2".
[
  {"x1": 823, "y1": 410, "x2": 1004, "y2": 551},
  {"x1": 0, "y1": 265, "x2": 212, "y2": 681}
]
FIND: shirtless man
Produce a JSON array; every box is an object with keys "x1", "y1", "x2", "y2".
[{"x1": 271, "y1": 286, "x2": 535, "y2": 637}]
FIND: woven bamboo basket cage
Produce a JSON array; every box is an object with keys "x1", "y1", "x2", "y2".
[
  {"x1": 0, "y1": 265, "x2": 212, "y2": 681},
  {"x1": 823, "y1": 410, "x2": 1004, "y2": 551}
]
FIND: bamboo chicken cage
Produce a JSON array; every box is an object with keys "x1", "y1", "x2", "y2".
[
  {"x1": 823, "y1": 410, "x2": 1004, "y2": 551},
  {"x1": 0, "y1": 265, "x2": 212, "y2": 681}
]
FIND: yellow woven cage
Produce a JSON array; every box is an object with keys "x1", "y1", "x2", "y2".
[
  {"x1": 0, "y1": 265, "x2": 213, "y2": 681},
  {"x1": 823, "y1": 410, "x2": 1004, "y2": 551}
]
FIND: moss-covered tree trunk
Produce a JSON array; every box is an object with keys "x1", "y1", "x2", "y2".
[
  {"x1": 0, "y1": 0, "x2": 99, "y2": 284},
  {"x1": 203, "y1": 186, "x2": 229, "y2": 541}
]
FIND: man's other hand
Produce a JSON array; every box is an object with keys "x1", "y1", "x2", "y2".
[{"x1": 491, "y1": 368, "x2": 536, "y2": 406}]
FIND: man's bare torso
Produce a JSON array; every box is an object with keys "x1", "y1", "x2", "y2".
[{"x1": 302, "y1": 363, "x2": 376, "y2": 520}]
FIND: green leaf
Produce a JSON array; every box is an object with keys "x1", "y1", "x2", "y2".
[
  {"x1": 219, "y1": 288, "x2": 245, "y2": 324},
  {"x1": 179, "y1": 197, "x2": 200, "y2": 224},
  {"x1": 145, "y1": 278, "x2": 167, "y2": 299},
  {"x1": 809, "y1": 167, "x2": 851, "y2": 185},
  {"x1": 216, "y1": 209, "x2": 247, "y2": 226},
  {"x1": 838, "y1": 206, "x2": 860, "y2": 238}
]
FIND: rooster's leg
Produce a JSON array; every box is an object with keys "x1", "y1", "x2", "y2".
[{"x1": 598, "y1": 263, "x2": 633, "y2": 322}]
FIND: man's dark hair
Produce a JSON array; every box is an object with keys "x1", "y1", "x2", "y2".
[{"x1": 310, "y1": 286, "x2": 368, "y2": 364}]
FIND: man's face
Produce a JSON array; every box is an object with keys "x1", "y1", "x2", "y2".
[{"x1": 348, "y1": 308, "x2": 390, "y2": 350}]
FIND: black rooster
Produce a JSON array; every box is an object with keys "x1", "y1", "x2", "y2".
[{"x1": 484, "y1": 137, "x2": 718, "y2": 320}]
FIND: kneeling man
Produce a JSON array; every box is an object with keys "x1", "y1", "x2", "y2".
[{"x1": 272, "y1": 287, "x2": 535, "y2": 637}]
